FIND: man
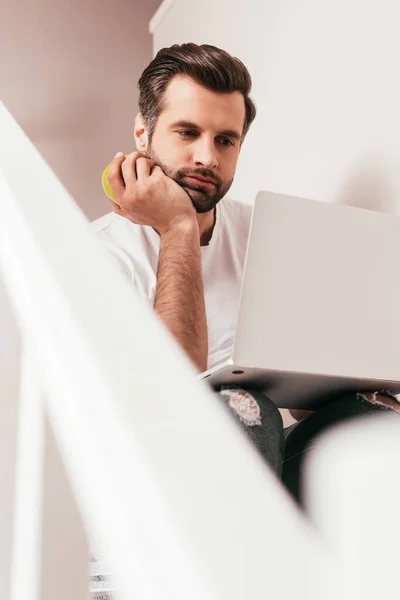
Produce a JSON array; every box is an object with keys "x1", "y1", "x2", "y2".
[{"x1": 92, "y1": 43, "x2": 399, "y2": 504}]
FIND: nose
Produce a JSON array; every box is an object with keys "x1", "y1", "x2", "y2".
[{"x1": 193, "y1": 137, "x2": 219, "y2": 170}]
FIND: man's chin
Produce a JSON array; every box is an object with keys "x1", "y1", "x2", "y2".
[
  {"x1": 183, "y1": 187, "x2": 218, "y2": 213},
  {"x1": 183, "y1": 186, "x2": 205, "y2": 199}
]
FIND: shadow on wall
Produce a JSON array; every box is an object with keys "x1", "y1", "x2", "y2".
[{"x1": 335, "y1": 153, "x2": 399, "y2": 215}]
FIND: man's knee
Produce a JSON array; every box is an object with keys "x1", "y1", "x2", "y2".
[
  {"x1": 216, "y1": 386, "x2": 282, "y2": 429},
  {"x1": 215, "y1": 386, "x2": 284, "y2": 474}
]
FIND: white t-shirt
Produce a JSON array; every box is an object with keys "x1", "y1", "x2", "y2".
[{"x1": 91, "y1": 197, "x2": 252, "y2": 369}]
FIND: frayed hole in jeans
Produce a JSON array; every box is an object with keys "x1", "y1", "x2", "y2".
[
  {"x1": 219, "y1": 388, "x2": 262, "y2": 426},
  {"x1": 357, "y1": 392, "x2": 400, "y2": 413}
]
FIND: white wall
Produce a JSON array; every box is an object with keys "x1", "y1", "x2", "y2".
[
  {"x1": 1, "y1": 0, "x2": 161, "y2": 221},
  {"x1": 151, "y1": 0, "x2": 400, "y2": 214}
]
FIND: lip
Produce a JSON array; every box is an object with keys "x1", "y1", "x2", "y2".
[{"x1": 185, "y1": 175, "x2": 216, "y2": 187}]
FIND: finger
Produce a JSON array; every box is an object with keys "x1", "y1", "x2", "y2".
[
  {"x1": 107, "y1": 153, "x2": 126, "y2": 199},
  {"x1": 150, "y1": 165, "x2": 163, "y2": 178},
  {"x1": 136, "y1": 157, "x2": 155, "y2": 181},
  {"x1": 121, "y1": 151, "x2": 146, "y2": 187}
]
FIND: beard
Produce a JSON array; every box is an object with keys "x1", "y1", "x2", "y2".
[{"x1": 146, "y1": 144, "x2": 234, "y2": 214}]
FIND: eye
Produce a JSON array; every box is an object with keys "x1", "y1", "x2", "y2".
[
  {"x1": 177, "y1": 130, "x2": 198, "y2": 138},
  {"x1": 217, "y1": 137, "x2": 234, "y2": 147}
]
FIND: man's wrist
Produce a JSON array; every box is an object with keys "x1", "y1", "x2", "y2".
[{"x1": 159, "y1": 217, "x2": 199, "y2": 239}]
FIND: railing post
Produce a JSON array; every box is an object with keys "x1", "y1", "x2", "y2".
[
  {"x1": 0, "y1": 280, "x2": 21, "y2": 600},
  {"x1": 10, "y1": 346, "x2": 90, "y2": 600},
  {"x1": 40, "y1": 418, "x2": 89, "y2": 600},
  {"x1": 10, "y1": 346, "x2": 45, "y2": 600}
]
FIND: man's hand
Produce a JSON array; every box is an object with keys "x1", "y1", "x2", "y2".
[{"x1": 107, "y1": 152, "x2": 196, "y2": 235}]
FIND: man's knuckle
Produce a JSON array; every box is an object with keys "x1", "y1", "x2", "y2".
[
  {"x1": 141, "y1": 179, "x2": 150, "y2": 191},
  {"x1": 125, "y1": 187, "x2": 138, "y2": 201}
]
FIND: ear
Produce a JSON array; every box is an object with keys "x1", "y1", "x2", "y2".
[{"x1": 134, "y1": 113, "x2": 149, "y2": 153}]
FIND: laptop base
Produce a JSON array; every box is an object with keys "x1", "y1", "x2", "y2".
[{"x1": 200, "y1": 364, "x2": 400, "y2": 409}]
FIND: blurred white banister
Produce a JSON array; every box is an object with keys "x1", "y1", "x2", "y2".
[
  {"x1": 0, "y1": 277, "x2": 20, "y2": 598},
  {"x1": 305, "y1": 414, "x2": 400, "y2": 600},
  {"x1": 0, "y1": 100, "x2": 332, "y2": 599},
  {"x1": 10, "y1": 346, "x2": 45, "y2": 600}
]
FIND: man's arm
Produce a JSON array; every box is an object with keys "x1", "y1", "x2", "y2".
[
  {"x1": 154, "y1": 220, "x2": 208, "y2": 373},
  {"x1": 107, "y1": 152, "x2": 208, "y2": 372}
]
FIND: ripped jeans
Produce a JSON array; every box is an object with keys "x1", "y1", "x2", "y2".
[{"x1": 215, "y1": 386, "x2": 400, "y2": 505}]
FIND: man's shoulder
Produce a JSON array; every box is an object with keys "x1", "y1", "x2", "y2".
[
  {"x1": 219, "y1": 197, "x2": 253, "y2": 234},
  {"x1": 90, "y1": 211, "x2": 152, "y2": 260},
  {"x1": 90, "y1": 211, "x2": 144, "y2": 243},
  {"x1": 91, "y1": 211, "x2": 127, "y2": 235},
  {"x1": 221, "y1": 196, "x2": 252, "y2": 218}
]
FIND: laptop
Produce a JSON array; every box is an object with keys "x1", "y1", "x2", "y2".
[{"x1": 199, "y1": 191, "x2": 400, "y2": 409}]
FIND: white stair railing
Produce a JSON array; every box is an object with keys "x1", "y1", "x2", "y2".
[{"x1": 1, "y1": 100, "x2": 399, "y2": 600}]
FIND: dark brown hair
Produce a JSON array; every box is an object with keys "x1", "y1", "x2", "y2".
[{"x1": 138, "y1": 43, "x2": 256, "y2": 142}]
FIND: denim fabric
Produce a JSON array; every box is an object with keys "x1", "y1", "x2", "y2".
[
  {"x1": 281, "y1": 393, "x2": 397, "y2": 504},
  {"x1": 215, "y1": 385, "x2": 284, "y2": 476},
  {"x1": 215, "y1": 387, "x2": 398, "y2": 505}
]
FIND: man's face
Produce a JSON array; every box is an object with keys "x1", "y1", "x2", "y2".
[{"x1": 144, "y1": 75, "x2": 246, "y2": 214}]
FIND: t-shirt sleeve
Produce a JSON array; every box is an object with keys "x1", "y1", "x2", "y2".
[
  {"x1": 94, "y1": 238, "x2": 154, "y2": 307},
  {"x1": 103, "y1": 244, "x2": 134, "y2": 283},
  {"x1": 90, "y1": 220, "x2": 155, "y2": 306},
  {"x1": 103, "y1": 245, "x2": 155, "y2": 309},
  {"x1": 92, "y1": 231, "x2": 136, "y2": 284}
]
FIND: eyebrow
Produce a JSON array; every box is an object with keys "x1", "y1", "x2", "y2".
[{"x1": 170, "y1": 120, "x2": 242, "y2": 141}]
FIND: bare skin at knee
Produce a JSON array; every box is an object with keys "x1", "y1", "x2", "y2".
[
  {"x1": 359, "y1": 392, "x2": 400, "y2": 412},
  {"x1": 289, "y1": 409, "x2": 315, "y2": 422}
]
